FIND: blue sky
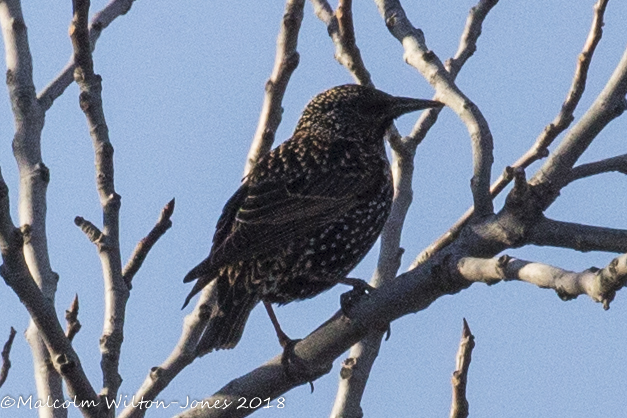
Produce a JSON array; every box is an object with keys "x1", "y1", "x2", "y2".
[{"x1": 1, "y1": 1, "x2": 626, "y2": 417}]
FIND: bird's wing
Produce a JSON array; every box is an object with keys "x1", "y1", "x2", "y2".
[{"x1": 209, "y1": 165, "x2": 377, "y2": 266}]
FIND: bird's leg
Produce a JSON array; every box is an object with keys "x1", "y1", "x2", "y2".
[
  {"x1": 263, "y1": 302, "x2": 314, "y2": 392},
  {"x1": 263, "y1": 301, "x2": 293, "y2": 348},
  {"x1": 338, "y1": 278, "x2": 391, "y2": 340}
]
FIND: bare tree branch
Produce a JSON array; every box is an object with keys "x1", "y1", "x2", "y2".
[
  {"x1": 65, "y1": 294, "x2": 81, "y2": 343},
  {"x1": 38, "y1": 0, "x2": 138, "y2": 111},
  {"x1": 0, "y1": 169, "x2": 100, "y2": 416},
  {"x1": 244, "y1": 0, "x2": 305, "y2": 175},
  {"x1": 415, "y1": 0, "x2": 610, "y2": 265},
  {"x1": 566, "y1": 153, "x2": 627, "y2": 184},
  {"x1": 310, "y1": 0, "x2": 372, "y2": 86},
  {"x1": 71, "y1": 0, "x2": 127, "y2": 412},
  {"x1": 449, "y1": 319, "x2": 474, "y2": 418},
  {"x1": 0, "y1": 1, "x2": 65, "y2": 413},
  {"x1": 0, "y1": 327, "x2": 16, "y2": 389},
  {"x1": 529, "y1": 46, "x2": 627, "y2": 203},
  {"x1": 373, "y1": 0, "x2": 494, "y2": 218},
  {"x1": 118, "y1": 282, "x2": 219, "y2": 418},
  {"x1": 122, "y1": 198, "x2": 175, "y2": 286},
  {"x1": 331, "y1": 2, "x2": 499, "y2": 416},
  {"x1": 457, "y1": 253, "x2": 627, "y2": 310},
  {"x1": 528, "y1": 218, "x2": 627, "y2": 253}
]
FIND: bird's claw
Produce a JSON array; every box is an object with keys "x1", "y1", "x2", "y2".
[
  {"x1": 340, "y1": 280, "x2": 375, "y2": 317},
  {"x1": 281, "y1": 338, "x2": 315, "y2": 392}
]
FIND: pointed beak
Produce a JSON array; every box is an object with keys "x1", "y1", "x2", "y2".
[{"x1": 388, "y1": 96, "x2": 443, "y2": 118}]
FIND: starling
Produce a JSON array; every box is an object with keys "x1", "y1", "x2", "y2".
[{"x1": 183, "y1": 84, "x2": 442, "y2": 354}]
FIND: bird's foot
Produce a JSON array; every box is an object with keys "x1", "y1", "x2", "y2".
[
  {"x1": 339, "y1": 278, "x2": 375, "y2": 317},
  {"x1": 280, "y1": 338, "x2": 315, "y2": 393},
  {"x1": 339, "y1": 278, "x2": 392, "y2": 340}
]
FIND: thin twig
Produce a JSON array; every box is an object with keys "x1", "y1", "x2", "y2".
[
  {"x1": 71, "y1": 0, "x2": 127, "y2": 411},
  {"x1": 38, "y1": 0, "x2": 138, "y2": 111},
  {"x1": 449, "y1": 319, "x2": 474, "y2": 418},
  {"x1": 122, "y1": 199, "x2": 175, "y2": 286},
  {"x1": 244, "y1": 0, "x2": 305, "y2": 175},
  {"x1": 118, "y1": 281, "x2": 219, "y2": 418},
  {"x1": 0, "y1": 327, "x2": 17, "y2": 389},
  {"x1": 65, "y1": 295, "x2": 82, "y2": 342}
]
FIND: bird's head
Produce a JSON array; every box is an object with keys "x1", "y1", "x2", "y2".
[{"x1": 295, "y1": 84, "x2": 443, "y2": 139}]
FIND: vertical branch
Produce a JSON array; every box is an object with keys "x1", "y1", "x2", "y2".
[
  {"x1": 374, "y1": 0, "x2": 494, "y2": 217},
  {"x1": 0, "y1": 1, "x2": 65, "y2": 415},
  {"x1": 38, "y1": 0, "x2": 139, "y2": 111},
  {"x1": 244, "y1": 0, "x2": 305, "y2": 175},
  {"x1": 70, "y1": 0, "x2": 127, "y2": 412},
  {"x1": 450, "y1": 319, "x2": 475, "y2": 418}
]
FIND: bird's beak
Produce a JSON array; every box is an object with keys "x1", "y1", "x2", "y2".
[{"x1": 388, "y1": 97, "x2": 443, "y2": 118}]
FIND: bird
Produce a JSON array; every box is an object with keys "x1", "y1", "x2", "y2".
[{"x1": 183, "y1": 84, "x2": 442, "y2": 357}]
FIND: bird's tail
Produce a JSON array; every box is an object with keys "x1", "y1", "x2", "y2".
[{"x1": 195, "y1": 276, "x2": 260, "y2": 355}]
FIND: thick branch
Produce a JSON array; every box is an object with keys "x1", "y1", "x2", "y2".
[
  {"x1": 0, "y1": 327, "x2": 16, "y2": 389},
  {"x1": 374, "y1": 0, "x2": 494, "y2": 217},
  {"x1": 415, "y1": 0, "x2": 610, "y2": 264},
  {"x1": 71, "y1": 0, "x2": 127, "y2": 411},
  {"x1": 38, "y1": 0, "x2": 138, "y2": 110},
  {"x1": 449, "y1": 319, "x2": 474, "y2": 418},
  {"x1": 457, "y1": 254, "x2": 627, "y2": 310},
  {"x1": 244, "y1": 0, "x2": 305, "y2": 175},
  {"x1": 122, "y1": 198, "x2": 174, "y2": 286},
  {"x1": 528, "y1": 218, "x2": 627, "y2": 253}
]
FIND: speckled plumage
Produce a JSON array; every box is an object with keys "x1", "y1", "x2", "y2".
[{"x1": 183, "y1": 84, "x2": 442, "y2": 351}]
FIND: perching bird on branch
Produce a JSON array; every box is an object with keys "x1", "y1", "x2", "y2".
[{"x1": 183, "y1": 84, "x2": 442, "y2": 356}]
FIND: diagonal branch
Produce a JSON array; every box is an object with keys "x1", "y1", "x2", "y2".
[
  {"x1": 415, "y1": 0, "x2": 610, "y2": 265},
  {"x1": 529, "y1": 44, "x2": 627, "y2": 202},
  {"x1": 71, "y1": 0, "x2": 127, "y2": 412},
  {"x1": 457, "y1": 253, "x2": 627, "y2": 310},
  {"x1": 565, "y1": 153, "x2": 627, "y2": 184},
  {"x1": 122, "y1": 198, "x2": 175, "y2": 287},
  {"x1": 449, "y1": 319, "x2": 474, "y2": 418},
  {"x1": 373, "y1": 0, "x2": 494, "y2": 218},
  {"x1": 310, "y1": 0, "x2": 372, "y2": 86},
  {"x1": 0, "y1": 327, "x2": 17, "y2": 389},
  {"x1": 528, "y1": 218, "x2": 627, "y2": 254},
  {"x1": 117, "y1": 281, "x2": 219, "y2": 418},
  {"x1": 244, "y1": 0, "x2": 305, "y2": 175},
  {"x1": 0, "y1": 168, "x2": 101, "y2": 416},
  {"x1": 38, "y1": 0, "x2": 138, "y2": 111}
]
